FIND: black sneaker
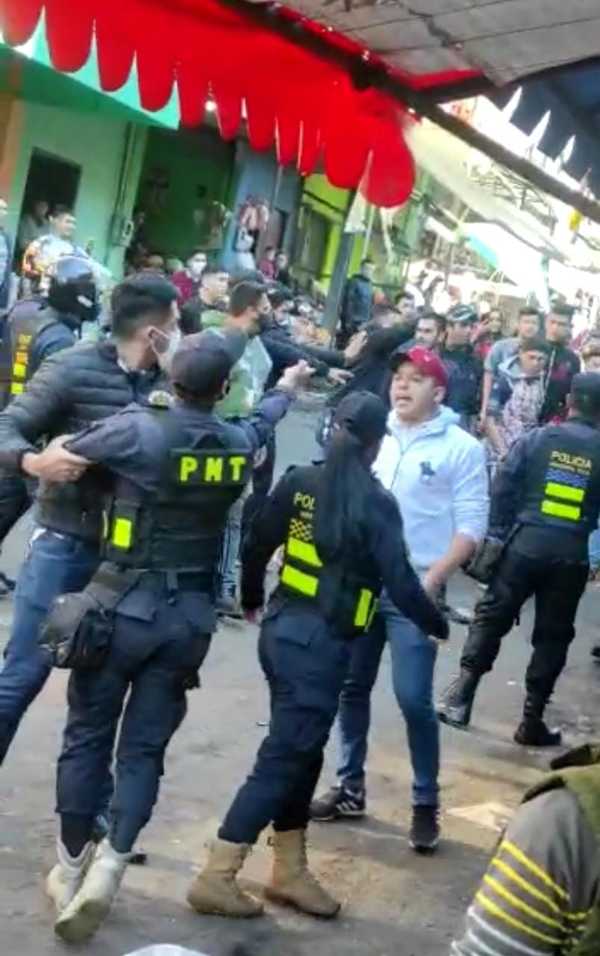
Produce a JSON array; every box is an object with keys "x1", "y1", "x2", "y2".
[
  {"x1": 310, "y1": 785, "x2": 366, "y2": 822},
  {"x1": 217, "y1": 587, "x2": 243, "y2": 619},
  {"x1": 0, "y1": 572, "x2": 15, "y2": 592},
  {"x1": 514, "y1": 718, "x2": 562, "y2": 748},
  {"x1": 592, "y1": 645, "x2": 600, "y2": 662},
  {"x1": 410, "y1": 805, "x2": 440, "y2": 854}
]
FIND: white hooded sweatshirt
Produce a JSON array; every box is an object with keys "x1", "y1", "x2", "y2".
[{"x1": 373, "y1": 406, "x2": 489, "y2": 571}]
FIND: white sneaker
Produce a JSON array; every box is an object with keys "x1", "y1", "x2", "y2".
[
  {"x1": 54, "y1": 840, "x2": 129, "y2": 943},
  {"x1": 46, "y1": 840, "x2": 94, "y2": 914}
]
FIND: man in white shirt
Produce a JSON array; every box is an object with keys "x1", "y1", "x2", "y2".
[{"x1": 311, "y1": 346, "x2": 489, "y2": 851}]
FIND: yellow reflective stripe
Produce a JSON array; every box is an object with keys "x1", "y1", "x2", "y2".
[
  {"x1": 281, "y1": 563, "x2": 318, "y2": 597},
  {"x1": 483, "y1": 875, "x2": 564, "y2": 930},
  {"x1": 544, "y1": 481, "x2": 585, "y2": 503},
  {"x1": 541, "y1": 499, "x2": 580, "y2": 521},
  {"x1": 367, "y1": 596, "x2": 378, "y2": 628},
  {"x1": 500, "y1": 841, "x2": 568, "y2": 901},
  {"x1": 354, "y1": 588, "x2": 374, "y2": 628},
  {"x1": 287, "y1": 537, "x2": 322, "y2": 568},
  {"x1": 12, "y1": 362, "x2": 26, "y2": 378},
  {"x1": 111, "y1": 517, "x2": 133, "y2": 550},
  {"x1": 492, "y1": 857, "x2": 562, "y2": 917},
  {"x1": 475, "y1": 892, "x2": 563, "y2": 946},
  {"x1": 10, "y1": 382, "x2": 23, "y2": 395}
]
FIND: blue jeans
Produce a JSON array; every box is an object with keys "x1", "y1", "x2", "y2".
[
  {"x1": 337, "y1": 594, "x2": 440, "y2": 807},
  {"x1": 57, "y1": 587, "x2": 212, "y2": 853},
  {"x1": 220, "y1": 494, "x2": 245, "y2": 594},
  {"x1": 0, "y1": 529, "x2": 99, "y2": 763},
  {"x1": 220, "y1": 601, "x2": 351, "y2": 844},
  {"x1": 589, "y1": 529, "x2": 600, "y2": 570}
]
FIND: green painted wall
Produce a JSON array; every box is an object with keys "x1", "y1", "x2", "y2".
[
  {"x1": 303, "y1": 174, "x2": 349, "y2": 218},
  {"x1": 8, "y1": 101, "x2": 146, "y2": 273},
  {"x1": 138, "y1": 127, "x2": 234, "y2": 260},
  {"x1": 301, "y1": 174, "x2": 364, "y2": 289}
]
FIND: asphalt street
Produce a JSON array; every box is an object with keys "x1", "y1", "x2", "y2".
[{"x1": 1, "y1": 403, "x2": 600, "y2": 956}]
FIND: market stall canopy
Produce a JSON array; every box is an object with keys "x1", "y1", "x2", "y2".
[
  {"x1": 2, "y1": 0, "x2": 600, "y2": 208},
  {"x1": 409, "y1": 120, "x2": 565, "y2": 259},
  {"x1": 496, "y1": 62, "x2": 600, "y2": 196},
  {"x1": 461, "y1": 221, "x2": 545, "y2": 296}
]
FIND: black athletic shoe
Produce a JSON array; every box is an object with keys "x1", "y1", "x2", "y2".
[
  {"x1": 514, "y1": 718, "x2": 562, "y2": 748},
  {"x1": 310, "y1": 785, "x2": 366, "y2": 822},
  {"x1": 217, "y1": 587, "x2": 243, "y2": 619},
  {"x1": 410, "y1": 805, "x2": 440, "y2": 854},
  {"x1": 592, "y1": 645, "x2": 600, "y2": 662},
  {"x1": 0, "y1": 572, "x2": 15, "y2": 592}
]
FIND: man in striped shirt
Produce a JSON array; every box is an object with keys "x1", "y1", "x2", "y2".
[{"x1": 451, "y1": 745, "x2": 600, "y2": 956}]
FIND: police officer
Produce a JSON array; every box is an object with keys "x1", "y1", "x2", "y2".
[
  {"x1": 0, "y1": 256, "x2": 97, "y2": 592},
  {"x1": 438, "y1": 373, "x2": 600, "y2": 747},
  {"x1": 187, "y1": 392, "x2": 448, "y2": 921},
  {"x1": 0, "y1": 273, "x2": 176, "y2": 768},
  {"x1": 44, "y1": 331, "x2": 307, "y2": 943}
]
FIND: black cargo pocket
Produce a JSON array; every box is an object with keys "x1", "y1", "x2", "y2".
[{"x1": 264, "y1": 606, "x2": 321, "y2": 649}]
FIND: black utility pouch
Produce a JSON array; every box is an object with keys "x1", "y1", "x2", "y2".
[
  {"x1": 40, "y1": 592, "x2": 113, "y2": 670},
  {"x1": 39, "y1": 564, "x2": 141, "y2": 670}
]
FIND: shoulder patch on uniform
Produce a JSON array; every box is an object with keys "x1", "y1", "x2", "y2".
[{"x1": 148, "y1": 389, "x2": 174, "y2": 409}]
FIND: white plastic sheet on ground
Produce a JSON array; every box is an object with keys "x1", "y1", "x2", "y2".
[{"x1": 125, "y1": 948, "x2": 209, "y2": 956}]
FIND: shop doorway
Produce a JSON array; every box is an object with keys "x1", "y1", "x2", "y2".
[
  {"x1": 16, "y1": 150, "x2": 81, "y2": 259},
  {"x1": 295, "y1": 206, "x2": 329, "y2": 286}
]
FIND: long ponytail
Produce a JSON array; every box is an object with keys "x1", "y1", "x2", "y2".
[{"x1": 313, "y1": 425, "x2": 375, "y2": 562}]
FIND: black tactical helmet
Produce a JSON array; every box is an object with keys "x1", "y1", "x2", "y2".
[{"x1": 47, "y1": 256, "x2": 98, "y2": 323}]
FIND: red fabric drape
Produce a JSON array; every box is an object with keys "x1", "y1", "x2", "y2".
[{"x1": 0, "y1": 0, "x2": 478, "y2": 206}]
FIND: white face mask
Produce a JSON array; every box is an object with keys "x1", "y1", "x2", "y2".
[{"x1": 149, "y1": 326, "x2": 182, "y2": 372}]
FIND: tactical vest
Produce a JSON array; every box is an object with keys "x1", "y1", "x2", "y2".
[
  {"x1": 517, "y1": 422, "x2": 600, "y2": 537},
  {"x1": 0, "y1": 299, "x2": 57, "y2": 408},
  {"x1": 523, "y1": 753, "x2": 600, "y2": 955},
  {"x1": 278, "y1": 469, "x2": 380, "y2": 636},
  {"x1": 102, "y1": 413, "x2": 252, "y2": 573}
]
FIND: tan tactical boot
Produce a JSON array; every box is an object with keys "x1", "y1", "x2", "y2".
[
  {"x1": 187, "y1": 838, "x2": 263, "y2": 918},
  {"x1": 46, "y1": 840, "x2": 94, "y2": 914},
  {"x1": 265, "y1": 829, "x2": 340, "y2": 918},
  {"x1": 54, "y1": 840, "x2": 129, "y2": 943}
]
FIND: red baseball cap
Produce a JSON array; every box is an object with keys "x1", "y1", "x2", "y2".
[{"x1": 389, "y1": 346, "x2": 448, "y2": 389}]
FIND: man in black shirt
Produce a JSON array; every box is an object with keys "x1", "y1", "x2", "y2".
[
  {"x1": 440, "y1": 305, "x2": 483, "y2": 432},
  {"x1": 540, "y1": 305, "x2": 580, "y2": 423}
]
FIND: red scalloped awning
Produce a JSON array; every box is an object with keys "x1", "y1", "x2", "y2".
[{"x1": 0, "y1": 0, "x2": 481, "y2": 207}]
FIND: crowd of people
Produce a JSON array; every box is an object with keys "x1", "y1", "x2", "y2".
[{"x1": 0, "y1": 236, "x2": 600, "y2": 955}]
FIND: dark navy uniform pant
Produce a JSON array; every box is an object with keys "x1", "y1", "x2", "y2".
[
  {"x1": 220, "y1": 602, "x2": 351, "y2": 844},
  {"x1": 461, "y1": 544, "x2": 589, "y2": 705},
  {"x1": 57, "y1": 585, "x2": 213, "y2": 853}
]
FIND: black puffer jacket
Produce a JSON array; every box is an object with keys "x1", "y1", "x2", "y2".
[{"x1": 0, "y1": 340, "x2": 165, "y2": 540}]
